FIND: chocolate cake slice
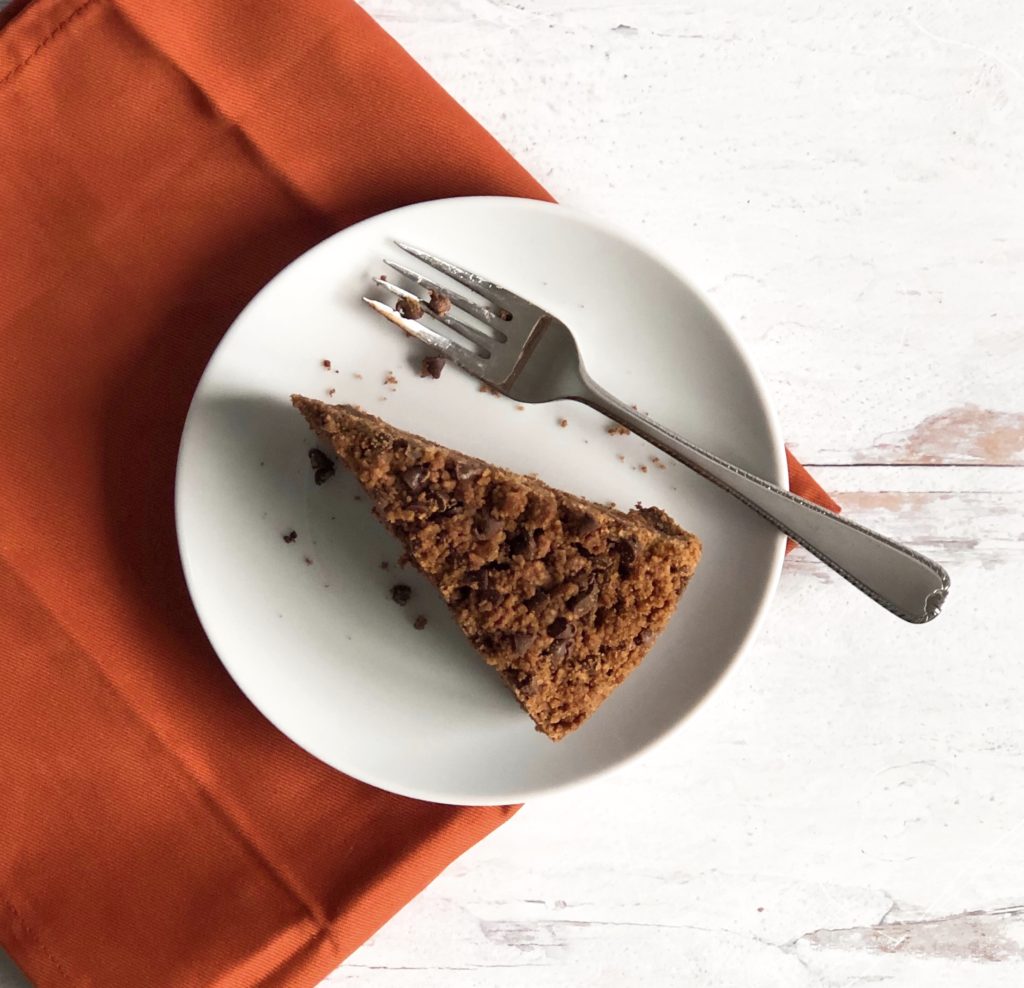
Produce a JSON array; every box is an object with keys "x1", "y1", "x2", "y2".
[{"x1": 292, "y1": 397, "x2": 702, "y2": 740}]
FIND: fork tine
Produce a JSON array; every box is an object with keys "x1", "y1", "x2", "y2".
[
  {"x1": 383, "y1": 259, "x2": 505, "y2": 335},
  {"x1": 361, "y1": 298, "x2": 489, "y2": 378},
  {"x1": 372, "y1": 277, "x2": 496, "y2": 354},
  {"x1": 395, "y1": 241, "x2": 526, "y2": 312}
]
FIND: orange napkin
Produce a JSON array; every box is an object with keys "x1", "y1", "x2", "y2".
[{"x1": 0, "y1": 1, "x2": 839, "y2": 985}]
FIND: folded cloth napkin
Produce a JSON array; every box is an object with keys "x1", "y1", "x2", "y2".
[{"x1": 0, "y1": 1, "x2": 839, "y2": 985}]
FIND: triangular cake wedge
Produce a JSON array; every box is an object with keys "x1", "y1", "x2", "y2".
[{"x1": 292, "y1": 397, "x2": 702, "y2": 741}]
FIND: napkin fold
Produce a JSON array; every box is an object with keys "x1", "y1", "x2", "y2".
[{"x1": 0, "y1": 1, "x2": 838, "y2": 985}]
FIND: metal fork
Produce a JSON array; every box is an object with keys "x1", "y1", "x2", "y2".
[{"x1": 364, "y1": 242, "x2": 950, "y2": 624}]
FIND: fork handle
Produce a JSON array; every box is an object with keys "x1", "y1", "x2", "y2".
[{"x1": 578, "y1": 380, "x2": 949, "y2": 624}]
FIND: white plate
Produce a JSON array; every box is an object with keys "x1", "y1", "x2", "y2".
[{"x1": 175, "y1": 196, "x2": 785, "y2": 805}]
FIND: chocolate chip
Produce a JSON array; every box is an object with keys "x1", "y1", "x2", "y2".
[
  {"x1": 437, "y1": 500, "x2": 463, "y2": 518},
  {"x1": 456, "y1": 460, "x2": 482, "y2": 482},
  {"x1": 413, "y1": 614, "x2": 428, "y2": 630},
  {"x1": 418, "y1": 491, "x2": 450, "y2": 516},
  {"x1": 282, "y1": 530, "x2": 298, "y2": 544},
  {"x1": 547, "y1": 617, "x2": 574, "y2": 640},
  {"x1": 391, "y1": 584, "x2": 412, "y2": 606},
  {"x1": 395, "y1": 295, "x2": 424, "y2": 320},
  {"x1": 525, "y1": 588, "x2": 549, "y2": 612},
  {"x1": 420, "y1": 355, "x2": 445, "y2": 379},
  {"x1": 472, "y1": 514, "x2": 502, "y2": 540},
  {"x1": 401, "y1": 464, "x2": 429, "y2": 492},
  {"x1": 309, "y1": 448, "x2": 336, "y2": 485},
  {"x1": 549, "y1": 640, "x2": 572, "y2": 666},
  {"x1": 478, "y1": 587, "x2": 501, "y2": 604},
  {"x1": 513, "y1": 632, "x2": 535, "y2": 656},
  {"x1": 568, "y1": 589, "x2": 598, "y2": 615},
  {"x1": 427, "y1": 290, "x2": 452, "y2": 317},
  {"x1": 618, "y1": 539, "x2": 637, "y2": 565},
  {"x1": 518, "y1": 673, "x2": 538, "y2": 697},
  {"x1": 574, "y1": 513, "x2": 599, "y2": 536},
  {"x1": 507, "y1": 531, "x2": 530, "y2": 556}
]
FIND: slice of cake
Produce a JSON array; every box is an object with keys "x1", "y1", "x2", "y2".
[{"x1": 292, "y1": 397, "x2": 702, "y2": 740}]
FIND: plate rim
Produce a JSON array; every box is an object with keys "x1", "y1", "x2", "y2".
[{"x1": 175, "y1": 195, "x2": 787, "y2": 805}]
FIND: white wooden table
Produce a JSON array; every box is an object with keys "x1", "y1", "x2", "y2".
[{"x1": 3, "y1": 1, "x2": 1022, "y2": 985}]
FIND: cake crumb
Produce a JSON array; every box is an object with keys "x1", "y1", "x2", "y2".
[
  {"x1": 380, "y1": 561, "x2": 390, "y2": 570},
  {"x1": 515, "y1": 404, "x2": 525, "y2": 411},
  {"x1": 413, "y1": 615, "x2": 428, "y2": 631},
  {"x1": 420, "y1": 355, "x2": 445, "y2": 379},
  {"x1": 395, "y1": 295, "x2": 424, "y2": 320},
  {"x1": 353, "y1": 372, "x2": 363, "y2": 380},
  {"x1": 308, "y1": 448, "x2": 335, "y2": 485},
  {"x1": 479, "y1": 383, "x2": 502, "y2": 397},
  {"x1": 282, "y1": 530, "x2": 298, "y2": 544},
  {"x1": 651, "y1": 456, "x2": 666, "y2": 470},
  {"x1": 427, "y1": 289, "x2": 452, "y2": 316},
  {"x1": 303, "y1": 556, "x2": 313, "y2": 566},
  {"x1": 391, "y1": 584, "x2": 412, "y2": 606},
  {"x1": 327, "y1": 387, "x2": 336, "y2": 397},
  {"x1": 321, "y1": 359, "x2": 331, "y2": 370},
  {"x1": 558, "y1": 418, "x2": 568, "y2": 428},
  {"x1": 639, "y1": 464, "x2": 648, "y2": 473},
  {"x1": 607, "y1": 424, "x2": 630, "y2": 436},
  {"x1": 384, "y1": 371, "x2": 398, "y2": 386},
  {"x1": 616, "y1": 454, "x2": 625, "y2": 462}
]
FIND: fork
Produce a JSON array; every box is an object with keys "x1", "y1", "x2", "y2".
[{"x1": 363, "y1": 242, "x2": 950, "y2": 624}]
